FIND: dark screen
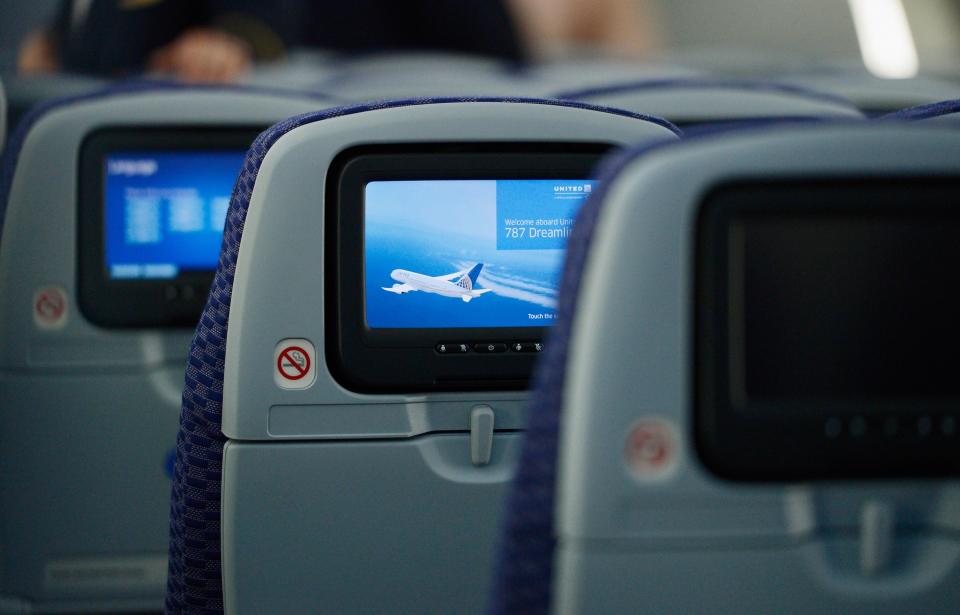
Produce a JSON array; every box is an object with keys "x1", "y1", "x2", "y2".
[{"x1": 736, "y1": 210, "x2": 960, "y2": 402}]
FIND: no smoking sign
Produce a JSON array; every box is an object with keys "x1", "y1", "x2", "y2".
[
  {"x1": 273, "y1": 339, "x2": 316, "y2": 390},
  {"x1": 33, "y1": 286, "x2": 68, "y2": 330},
  {"x1": 624, "y1": 418, "x2": 679, "y2": 481}
]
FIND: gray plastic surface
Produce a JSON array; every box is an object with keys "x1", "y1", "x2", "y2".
[
  {"x1": 521, "y1": 58, "x2": 701, "y2": 93},
  {"x1": 223, "y1": 434, "x2": 521, "y2": 615},
  {"x1": 221, "y1": 102, "x2": 676, "y2": 614},
  {"x1": 243, "y1": 50, "x2": 341, "y2": 92},
  {"x1": 319, "y1": 52, "x2": 533, "y2": 101},
  {"x1": 555, "y1": 124, "x2": 960, "y2": 614},
  {"x1": 562, "y1": 83, "x2": 864, "y2": 123},
  {"x1": 0, "y1": 89, "x2": 333, "y2": 612},
  {"x1": 778, "y1": 71, "x2": 960, "y2": 112},
  {"x1": 325, "y1": 56, "x2": 703, "y2": 102},
  {"x1": 223, "y1": 102, "x2": 676, "y2": 441},
  {"x1": 0, "y1": 74, "x2": 109, "y2": 131}
]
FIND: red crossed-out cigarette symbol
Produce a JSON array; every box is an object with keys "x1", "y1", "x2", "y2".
[
  {"x1": 277, "y1": 346, "x2": 310, "y2": 381},
  {"x1": 625, "y1": 420, "x2": 675, "y2": 476}
]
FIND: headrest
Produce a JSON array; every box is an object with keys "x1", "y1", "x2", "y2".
[
  {"x1": 0, "y1": 83, "x2": 333, "y2": 371},
  {"x1": 553, "y1": 78, "x2": 864, "y2": 124},
  {"x1": 0, "y1": 81, "x2": 331, "y2": 240},
  {"x1": 313, "y1": 54, "x2": 530, "y2": 101},
  {"x1": 519, "y1": 58, "x2": 702, "y2": 94},
  {"x1": 776, "y1": 71, "x2": 960, "y2": 113}
]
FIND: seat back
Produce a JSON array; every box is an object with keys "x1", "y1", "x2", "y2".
[
  {"x1": 554, "y1": 78, "x2": 864, "y2": 126},
  {"x1": 492, "y1": 122, "x2": 960, "y2": 614},
  {"x1": 0, "y1": 84, "x2": 331, "y2": 613},
  {"x1": 167, "y1": 97, "x2": 679, "y2": 614}
]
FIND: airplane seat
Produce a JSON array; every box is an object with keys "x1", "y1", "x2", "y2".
[
  {"x1": 519, "y1": 58, "x2": 702, "y2": 95},
  {"x1": 165, "y1": 97, "x2": 680, "y2": 614},
  {"x1": 0, "y1": 83, "x2": 334, "y2": 614},
  {"x1": 0, "y1": 73, "x2": 111, "y2": 139},
  {"x1": 311, "y1": 53, "x2": 534, "y2": 101},
  {"x1": 552, "y1": 78, "x2": 865, "y2": 127},
  {"x1": 319, "y1": 55, "x2": 706, "y2": 104},
  {"x1": 775, "y1": 70, "x2": 960, "y2": 115},
  {"x1": 490, "y1": 121, "x2": 960, "y2": 614},
  {"x1": 883, "y1": 98, "x2": 960, "y2": 123}
]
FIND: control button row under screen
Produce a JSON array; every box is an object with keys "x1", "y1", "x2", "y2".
[
  {"x1": 824, "y1": 415, "x2": 958, "y2": 439},
  {"x1": 435, "y1": 342, "x2": 545, "y2": 354}
]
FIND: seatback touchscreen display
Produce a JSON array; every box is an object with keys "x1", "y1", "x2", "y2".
[
  {"x1": 104, "y1": 151, "x2": 246, "y2": 279},
  {"x1": 78, "y1": 127, "x2": 261, "y2": 328},
  {"x1": 365, "y1": 179, "x2": 594, "y2": 329},
  {"x1": 328, "y1": 144, "x2": 610, "y2": 392}
]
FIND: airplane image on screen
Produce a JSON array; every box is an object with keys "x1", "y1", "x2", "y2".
[{"x1": 382, "y1": 262, "x2": 493, "y2": 303}]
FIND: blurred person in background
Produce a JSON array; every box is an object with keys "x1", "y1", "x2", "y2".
[{"x1": 18, "y1": 0, "x2": 657, "y2": 82}]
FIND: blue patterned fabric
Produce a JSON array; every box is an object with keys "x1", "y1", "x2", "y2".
[
  {"x1": 553, "y1": 77, "x2": 859, "y2": 110},
  {"x1": 0, "y1": 80, "x2": 334, "y2": 247},
  {"x1": 883, "y1": 98, "x2": 960, "y2": 120},
  {"x1": 165, "y1": 97, "x2": 679, "y2": 614},
  {"x1": 487, "y1": 118, "x2": 869, "y2": 615}
]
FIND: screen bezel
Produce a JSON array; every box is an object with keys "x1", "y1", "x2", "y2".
[
  {"x1": 695, "y1": 178, "x2": 960, "y2": 481},
  {"x1": 327, "y1": 142, "x2": 611, "y2": 393},
  {"x1": 78, "y1": 126, "x2": 262, "y2": 328}
]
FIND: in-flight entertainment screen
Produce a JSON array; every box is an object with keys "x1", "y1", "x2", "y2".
[
  {"x1": 364, "y1": 179, "x2": 594, "y2": 329},
  {"x1": 103, "y1": 150, "x2": 246, "y2": 279},
  {"x1": 695, "y1": 180, "x2": 960, "y2": 480}
]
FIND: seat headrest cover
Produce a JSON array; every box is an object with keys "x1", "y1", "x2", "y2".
[
  {"x1": 0, "y1": 80, "x2": 332, "y2": 246},
  {"x1": 166, "y1": 96, "x2": 679, "y2": 614},
  {"x1": 882, "y1": 98, "x2": 960, "y2": 120},
  {"x1": 552, "y1": 78, "x2": 859, "y2": 110}
]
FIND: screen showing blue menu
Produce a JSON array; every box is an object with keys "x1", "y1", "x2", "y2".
[
  {"x1": 104, "y1": 151, "x2": 245, "y2": 279},
  {"x1": 365, "y1": 178, "x2": 595, "y2": 329}
]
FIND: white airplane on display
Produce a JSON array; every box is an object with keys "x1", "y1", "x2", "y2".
[{"x1": 383, "y1": 262, "x2": 493, "y2": 303}]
